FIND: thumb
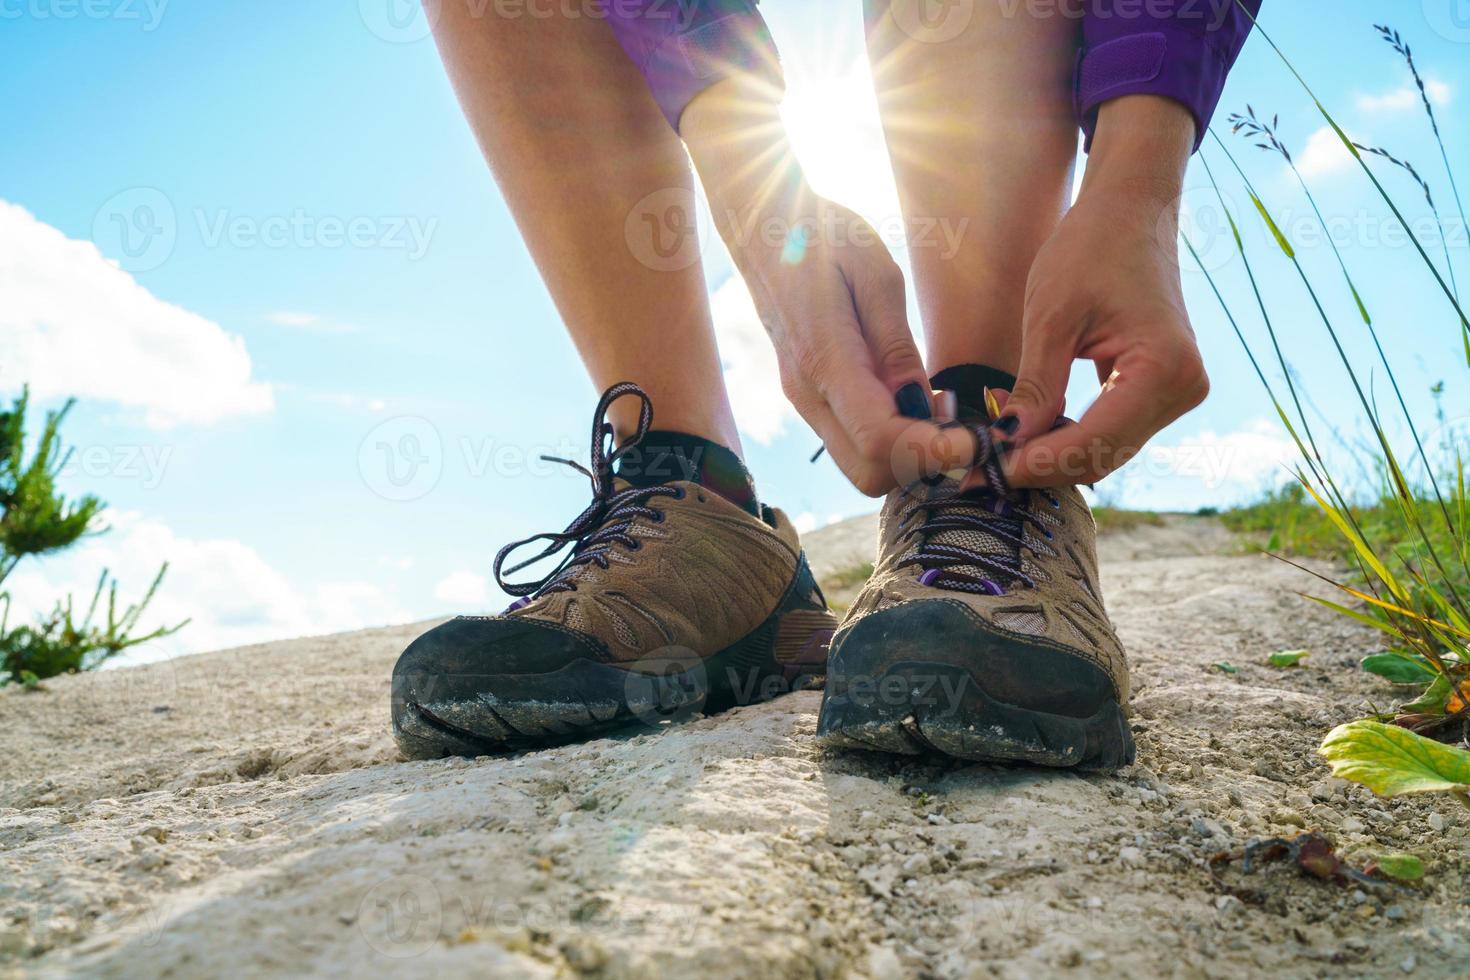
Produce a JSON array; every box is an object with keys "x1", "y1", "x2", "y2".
[{"x1": 999, "y1": 314, "x2": 1072, "y2": 442}]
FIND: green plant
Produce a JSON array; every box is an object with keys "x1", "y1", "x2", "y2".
[
  {"x1": 1188, "y1": 8, "x2": 1470, "y2": 809},
  {"x1": 0, "y1": 389, "x2": 101, "y2": 589},
  {"x1": 0, "y1": 388, "x2": 186, "y2": 684},
  {"x1": 1, "y1": 566, "x2": 185, "y2": 683}
]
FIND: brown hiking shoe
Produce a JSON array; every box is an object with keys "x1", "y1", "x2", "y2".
[
  {"x1": 392, "y1": 383, "x2": 837, "y2": 758},
  {"x1": 816, "y1": 425, "x2": 1134, "y2": 770}
]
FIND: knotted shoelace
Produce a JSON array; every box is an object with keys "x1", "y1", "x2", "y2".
[{"x1": 493, "y1": 382, "x2": 682, "y2": 606}]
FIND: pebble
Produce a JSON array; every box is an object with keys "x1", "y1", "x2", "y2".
[
  {"x1": 1428, "y1": 813, "x2": 1445, "y2": 832},
  {"x1": 901, "y1": 853, "x2": 931, "y2": 876},
  {"x1": 867, "y1": 945, "x2": 903, "y2": 980},
  {"x1": 1215, "y1": 895, "x2": 1244, "y2": 916},
  {"x1": 1340, "y1": 817, "x2": 1367, "y2": 835},
  {"x1": 1400, "y1": 955, "x2": 1417, "y2": 974},
  {"x1": 1118, "y1": 846, "x2": 1144, "y2": 868},
  {"x1": 1086, "y1": 896, "x2": 1104, "y2": 909},
  {"x1": 1191, "y1": 817, "x2": 1225, "y2": 838},
  {"x1": 1385, "y1": 905, "x2": 1407, "y2": 922}
]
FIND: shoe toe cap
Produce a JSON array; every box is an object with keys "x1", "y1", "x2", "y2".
[
  {"x1": 829, "y1": 598, "x2": 1120, "y2": 717},
  {"x1": 391, "y1": 615, "x2": 605, "y2": 758}
]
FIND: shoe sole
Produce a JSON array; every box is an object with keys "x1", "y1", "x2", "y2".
[
  {"x1": 392, "y1": 555, "x2": 836, "y2": 758},
  {"x1": 816, "y1": 608, "x2": 1135, "y2": 771}
]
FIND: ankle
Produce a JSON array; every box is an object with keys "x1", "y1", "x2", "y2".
[{"x1": 615, "y1": 430, "x2": 761, "y2": 517}]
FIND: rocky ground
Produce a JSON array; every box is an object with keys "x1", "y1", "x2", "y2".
[{"x1": 2, "y1": 515, "x2": 1468, "y2": 978}]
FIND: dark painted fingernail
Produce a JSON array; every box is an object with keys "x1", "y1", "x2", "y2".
[
  {"x1": 991, "y1": 414, "x2": 1020, "y2": 436},
  {"x1": 895, "y1": 382, "x2": 931, "y2": 420}
]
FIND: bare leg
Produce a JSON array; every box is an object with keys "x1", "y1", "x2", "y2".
[
  {"x1": 427, "y1": 1, "x2": 740, "y2": 450},
  {"x1": 866, "y1": 0, "x2": 1081, "y2": 377}
]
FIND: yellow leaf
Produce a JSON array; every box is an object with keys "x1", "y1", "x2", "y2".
[{"x1": 1320, "y1": 720, "x2": 1470, "y2": 798}]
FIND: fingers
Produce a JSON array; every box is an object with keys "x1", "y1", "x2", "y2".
[
  {"x1": 804, "y1": 338, "x2": 977, "y2": 496},
  {"x1": 1003, "y1": 338, "x2": 1209, "y2": 488},
  {"x1": 842, "y1": 248, "x2": 930, "y2": 402},
  {"x1": 1000, "y1": 304, "x2": 1074, "y2": 442}
]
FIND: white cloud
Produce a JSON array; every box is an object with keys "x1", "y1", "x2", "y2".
[
  {"x1": 433, "y1": 570, "x2": 490, "y2": 606},
  {"x1": 1142, "y1": 420, "x2": 1297, "y2": 489},
  {"x1": 709, "y1": 275, "x2": 797, "y2": 445},
  {"x1": 1296, "y1": 126, "x2": 1356, "y2": 179},
  {"x1": 1357, "y1": 79, "x2": 1452, "y2": 112},
  {"x1": 2, "y1": 511, "x2": 412, "y2": 665},
  {"x1": 791, "y1": 512, "x2": 818, "y2": 534},
  {"x1": 0, "y1": 200, "x2": 273, "y2": 428}
]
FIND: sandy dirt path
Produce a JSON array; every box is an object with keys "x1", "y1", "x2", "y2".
[{"x1": 3, "y1": 516, "x2": 1468, "y2": 978}]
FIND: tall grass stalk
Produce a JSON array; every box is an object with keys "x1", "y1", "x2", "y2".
[
  {"x1": 1192, "y1": 10, "x2": 1470, "y2": 785},
  {"x1": 1225, "y1": 112, "x2": 1457, "y2": 547},
  {"x1": 1374, "y1": 24, "x2": 1466, "y2": 303},
  {"x1": 1354, "y1": 141, "x2": 1460, "y2": 302},
  {"x1": 1233, "y1": 1, "x2": 1470, "y2": 362},
  {"x1": 1208, "y1": 135, "x2": 1470, "y2": 616}
]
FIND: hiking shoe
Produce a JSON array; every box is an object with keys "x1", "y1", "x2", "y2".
[
  {"x1": 816, "y1": 421, "x2": 1134, "y2": 770},
  {"x1": 392, "y1": 382, "x2": 838, "y2": 759}
]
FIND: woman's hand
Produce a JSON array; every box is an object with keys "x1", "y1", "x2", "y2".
[
  {"x1": 683, "y1": 80, "x2": 973, "y2": 495},
  {"x1": 998, "y1": 95, "x2": 1210, "y2": 488}
]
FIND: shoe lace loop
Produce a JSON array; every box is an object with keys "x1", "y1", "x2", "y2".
[{"x1": 492, "y1": 382, "x2": 681, "y2": 600}]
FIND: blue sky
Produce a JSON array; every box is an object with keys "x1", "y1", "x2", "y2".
[{"x1": 2, "y1": 0, "x2": 1467, "y2": 661}]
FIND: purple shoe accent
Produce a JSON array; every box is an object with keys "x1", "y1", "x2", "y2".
[
  {"x1": 918, "y1": 568, "x2": 943, "y2": 587},
  {"x1": 504, "y1": 597, "x2": 531, "y2": 614},
  {"x1": 978, "y1": 579, "x2": 1006, "y2": 597}
]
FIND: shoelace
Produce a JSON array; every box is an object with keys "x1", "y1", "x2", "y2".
[
  {"x1": 892, "y1": 419, "x2": 1061, "y2": 597},
  {"x1": 493, "y1": 382, "x2": 682, "y2": 607}
]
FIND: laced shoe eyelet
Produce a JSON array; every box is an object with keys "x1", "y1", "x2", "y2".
[
  {"x1": 628, "y1": 539, "x2": 642, "y2": 551},
  {"x1": 673, "y1": 487, "x2": 687, "y2": 500},
  {"x1": 650, "y1": 510, "x2": 665, "y2": 523}
]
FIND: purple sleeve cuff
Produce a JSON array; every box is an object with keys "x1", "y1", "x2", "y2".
[
  {"x1": 606, "y1": 0, "x2": 783, "y2": 133},
  {"x1": 1075, "y1": 0, "x2": 1262, "y2": 153}
]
